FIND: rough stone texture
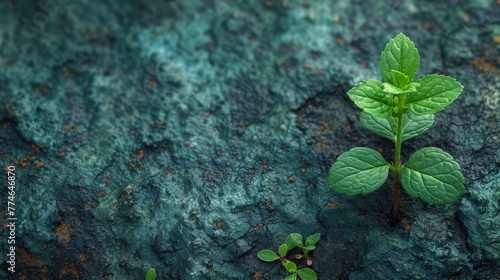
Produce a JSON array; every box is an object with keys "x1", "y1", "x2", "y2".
[{"x1": 0, "y1": 0, "x2": 499, "y2": 279}]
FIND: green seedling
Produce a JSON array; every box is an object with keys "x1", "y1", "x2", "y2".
[
  {"x1": 146, "y1": 268, "x2": 156, "y2": 280},
  {"x1": 328, "y1": 33, "x2": 465, "y2": 226},
  {"x1": 257, "y1": 233, "x2": 320, "y2": 280}
]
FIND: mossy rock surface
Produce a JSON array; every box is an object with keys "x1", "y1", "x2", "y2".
[{"x1": 0, "y1": 0, "x2": 499, "y2": 279}]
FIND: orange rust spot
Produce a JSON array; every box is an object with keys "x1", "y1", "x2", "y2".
[
  {"x1": 35, "y1": 162, "x2": 44, "y2": 169},
  {"x1": 98, "y1": 191, "x2": 107, "y2": 198},
  {"x1": 137, "y1": 149, "x2": 144, "y2": 159},
  {"x1": 336, "y1": 37, "x2": 344, "y2": 43},
  {"x1": 405, "y1": 224, "x2": 411, "y2": 231},
  {"x1": 377, "y1": 148, "x2": 383, "y2": 153},
  {"x1": 494, "y1": 36, "x2": 500, "y2": 44},
  {"x1": 265, "y1": 200, "x2": 272, "y2": 206},
  {"x1": 63, "y1": 125, "x2": 70, "y2": 132},
  {"x1": 166, "y1": 173, "x2": 171, "y2": 177},
  {"x1": 301, "y1": 168, "x2": 306, "y2": 174},
  {"x1": 257, "y1": 223, "x2": 263, "y2": 227},
  {"x1": 79, "y1": 254, "x2": 88, "y2": 262},
  {"x1": 471, "y1": 59, "x2": 497, "y2": 72},
  {"x1": 149, "y1": 78, "x2": 158, "y2": 87},
  {"x1": 288, "y1": 176, "x2": 294, "y2": 182},
  {"x1": 17, "y1": 247, "x2": 43, "y2": 266},
  {"x1": 265, "y1": 1, "x2": 272, "y2": 7},
  {"x1": 54, "y1": 223, "x2": 74, "y2": 244},
  {"x1": 304, "y1": 64, "x2": 311, "y2": 69},
  {"x1": 129, "y1": 164, "x2": 135, "y2": 171},
  {"x1": 215, "y1": 220, "x2": 223, "y2": 229},
  {"x1": 327, "y1": 203, "x2": 337, "y2": 208},
  {"x1": 59, "y1": 263, "x2": 80, "y2": 279}
]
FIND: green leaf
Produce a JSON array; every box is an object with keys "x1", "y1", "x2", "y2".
[
  {"x1": 401, "y1": 147, "x2": 465, "y2": 204},
  {"x1": 328, "y1": 147, "x2": 390, "y2": 195},
  {"x1": 286, "y1": 233, "x2": 303, "y2": 249},
  {"x1": 283, "y1": 260, "x2": 297, "y2": 273},
  {"x1": 391, "y1": 70, "x2": 410, "y2": 89},
  {"x1": 305, "y1": 233, "x2": 320, "y2": 247},
  {"x1": 297, "y1": 268, "x2": 318, "y2": 280},
  {"x1": 360, "y1": 110, "x2": 434, "y2": 143},
  {"x1": 278, "y1": 244, "x2": 288, "y2": 257},
  {"x1": 285, "y1": 273, "x2": 297, "y2": 280},
  {"x1": 146, "y1": 268, "x2": 156, "y2": 280},
  {"x1": 347, "y1": 80, "x2": 394, "y2": 117},
  {"x1": 257, "y1": 249, "x2": 279, "y2": 262},
  {"x1": 382, "y1": 82, "x2": 404, "y2": 95},
  {"x1": 379, "y1": 33, "x2": 420, "y2": 84},
  {"x1": 406, "y1": 74, "x2": 463, "y2": 115},
  {"x1": 301, "y1": 245, "x2": 315, "y2": 251}
]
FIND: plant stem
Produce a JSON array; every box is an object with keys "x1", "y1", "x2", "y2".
[
  {"x1": 389, "y1": 98, "x2": 404, "y2": 226},
  {"x1": 389, "y1": 174, "x2": 401, "y2": 226}
]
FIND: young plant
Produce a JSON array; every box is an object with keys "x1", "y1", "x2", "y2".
[
  {"x1": 257, "y1": 233, "x2": 320, "y2": 280},
  {"x1": 328, "y1": 33, "x2": 465, "y2": 226}
]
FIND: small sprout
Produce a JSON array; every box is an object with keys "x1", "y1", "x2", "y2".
[{"x1": 258, "y1": 233, "x2": 320, "y2": 280}]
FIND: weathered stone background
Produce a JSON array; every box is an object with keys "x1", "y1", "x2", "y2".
[{"x1": 0, "y1": 0, "x2": 499, "y2": 279}]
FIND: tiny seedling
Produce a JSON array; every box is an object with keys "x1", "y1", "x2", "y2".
[
  {"x1": 257, "y1": 233, "x2": 320, "y2": 280},
  {"x1": 328, "y1": 33, "x2": 465, "y2": 226},
  {"x1": 146, "y1": 268, "x2": 156, "y2": 280}
]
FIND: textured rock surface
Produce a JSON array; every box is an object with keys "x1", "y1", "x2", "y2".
[{"x1": 0, "y1": 0, "x2": 499, "y2": 279}]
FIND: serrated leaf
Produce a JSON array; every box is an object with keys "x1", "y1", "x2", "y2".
[
  {"x1": 401, "y1": 147, "x2": 465, "y2": 204},
  {"x1": 257, "y1": 249, "x2": 279, "y2": 262},
  {"x1": 297, "y1": 268, "x2": 318, "y2": 280},
  {"x1": 328, "y1": 147, "x2": 390, "y2": 195},
  {"x1": 406, "y1": 74, "x2": 463, "y2": 115},
  {"x1": 347, "y1": 80, "x2": 394, "y2": 117},
  {"x1": 305, "y1": 233, "x2": 320, "y2": 247},
  {"x1": 146, "y1": 268, "x2": 156, "y2": 280},
  {"x1": 278, "y1": 244, "x2": 288, "y2": 257},
  {"x1": 360, "y1": 110, "x2": 434, "y2": 143},
  {"x1": 285, "y1": 273, "x2": 297, "y2": 280},
  {"x1": 379, "y1": 33, "x2": 420, "y2": 84},
  {"x1": 391, "y1": 70, "x2": 410, "y2": 89},
  {"x1": 283, "y1": 260, "x2": 297, "y2": 272}
]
